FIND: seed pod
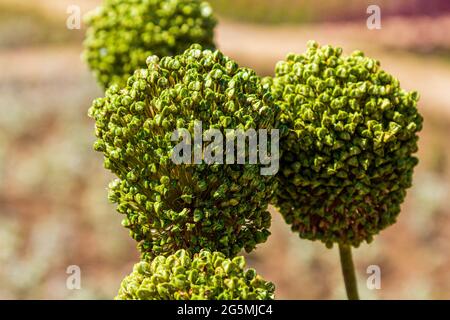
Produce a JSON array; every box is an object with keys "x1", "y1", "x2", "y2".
[
  {"x1": 270, "y1": 41, "x2": 423, "y2": 247},
  {"x1": 116, "y1": 249, "x2": 275, "y2": 300},
  {"x1": 89, "y1": 45, "x2": 279, "y2": 259},
  {"x1": 83, "y1": 0, "x2": 217, "y2": 88}
]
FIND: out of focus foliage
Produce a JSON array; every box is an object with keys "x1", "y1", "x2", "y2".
[
  {"x1": 211, "y1": 0, "x2": 450, "y2": 24},
  {"x1": 83, "y1": 0, "x2": 217, "y2": 88}
]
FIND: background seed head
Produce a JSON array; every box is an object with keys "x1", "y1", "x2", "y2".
[
  {"x1": 89, "y1": 44, "x2": 279, "y2": 259},
  {"x1": 116, "y1": 249, "x2": 275, "y2": 300},
  {"x1": 83, "y1": 0, "x2": 217, "y2": 88},
  {"x1": 270, "y1": 41, "x2": 423, "y2": 248}
]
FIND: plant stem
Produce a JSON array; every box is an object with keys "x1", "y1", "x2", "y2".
[{"x1": 338, "y1": 243, "x2": 359, "y2": 300}]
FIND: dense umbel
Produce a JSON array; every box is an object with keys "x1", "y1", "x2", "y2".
[
  {"x1": 116, "y1": 249, "x2": 275, "y2": 300},
  {"x1": 88, "y1": 44, "x2": 279, "y2": 259},
  {"x1": 83, "y1": 0, "x2": 216, "y2": 88},
  {"x1": 270, "y1": 41, "x2": 423, "y2": 247}
]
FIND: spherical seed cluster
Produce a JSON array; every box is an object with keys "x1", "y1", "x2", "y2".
[
  {"x1": 88, "y1": 45, "x2": 279, "y2": 259},
  {"x1": 271, "y1": 41, "x2": 423, "y2": 247},
  {"x1": 83, "y1": 0, "x2": 217, "y2": 88},
  {"x1": 116, "y1": 249, "x2": 275, "y2": 300}
]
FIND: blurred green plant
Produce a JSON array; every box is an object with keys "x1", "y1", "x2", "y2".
[
  {"x1": 116, "y1": 249, "x2": 275, "y2": 300},
  {"x1": 210, "y1": 0, "x2": 439, "y2": 25},
  {"x1": 83, "y1": 0, "x2": 217, "y2": 88},
  {"x1": 210, "y1": 0, "x2": 382, "y2": 25}
]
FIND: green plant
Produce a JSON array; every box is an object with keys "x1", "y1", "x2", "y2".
[
  {"x1": 268, "y1": 41, "x2": 423, "y2": 299},
  {"x1": 88, "y1": 44, "x2": 279, "y2": 260},
  {"x1": 86, "y1": 0, "x2": 277, "y2": 301},
  {"x1": 116, "y1": 249, "x2": 275, "y2": 300},
  {"x1": 83, "y1": 0, "x2": 217, "y2": 88},
  {"x1": 86, "y1": 0, "x2": 423, "y2": 301}
]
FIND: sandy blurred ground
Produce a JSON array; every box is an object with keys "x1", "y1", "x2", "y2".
[{"x1": 0, "y1": 0, "x2": 450, "y2": 299}]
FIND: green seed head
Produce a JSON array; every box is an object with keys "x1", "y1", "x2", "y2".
[
  {"x1": 83, "y1": 0, "x2": 217, "y2": 88},
  {"x1": 271, "y1": 41, "x2": 423, "y2": 247},
  {"x1": 116, "y1": 249, "x2": 275, "y2": 300},
  {"x1": 89, "y1": 45, "x2": 279, "y2": 259}
]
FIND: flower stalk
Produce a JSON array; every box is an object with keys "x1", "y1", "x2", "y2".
[{"x1": 338, "y1": 243, "x2": 359, "y2": 300}]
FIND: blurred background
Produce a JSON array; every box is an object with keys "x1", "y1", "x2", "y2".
[{"x1": 1, "y1": 0, "x2": 449, "y2": 299}]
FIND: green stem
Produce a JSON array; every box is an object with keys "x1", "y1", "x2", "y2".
[{"x1": 338, "y1": 243, "x2": 359, "y2": 300}]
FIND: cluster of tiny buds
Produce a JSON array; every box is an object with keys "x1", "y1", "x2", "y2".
[
  {"x1": 86, "y1": 6, "x2": 423, "y2": 297},
  {"x1": 89, "y1": 44, "x2": 279, "y2": 259},
  {"x1": 116, "y1": 249, "x2": 275, "y2": 300},
  {"x1": 271, "y1": 41, "x2": 423, "y2": 247},
  {"x1": 83, "y1": 0, "x2": 217, "y2": 88}
]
